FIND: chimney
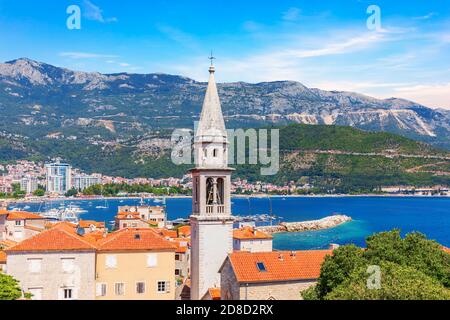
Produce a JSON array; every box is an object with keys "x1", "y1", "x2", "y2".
[
  {"x1": 290, "y1": 251, "x2": 296, "y2": 258},
  {"x1": 278, "y1": 254, "x2": 284, "y2": 261}
]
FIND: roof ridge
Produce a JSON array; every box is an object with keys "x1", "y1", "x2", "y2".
[{"x1": 57, "y1": 228, "x2": 98, "y2": 249}]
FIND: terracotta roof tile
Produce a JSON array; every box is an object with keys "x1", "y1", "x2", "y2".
[
  {"x1": 227, "y1": 250, "x2": 332, "y2": 283},
  {"x1": 79, "y1": 220, "x2": 105, "y2": 229},
  {"x1": 443, "y1": 247, "x2": 450, "y2": 254},
  {"x1": 97, "y1": 228, "x2": 177, "y2": 252},
  {"x1": 156, "y1": 229, "x2": 178, "y2": 239},
  {"x1": 0, "y1": 209, "x2": 9, "y2": 215},
  {"x1": 233, "y1": 227, "x2": 273, "y2": 240},
  {"x1": 0, "y1": 250, "x2": 6, "y2": 264},
  {"x1": 208, "y1": 288, "x2": 221, "y2": 300},
  {"x1": 52, "y1": 222, "x2": 78, "y2": 232},
  {"x1": 178, "y1": 226, "x2": 191, "y2": 237},
  {"x1": 24, "y1": 225, "x2": 45, "y2": 232},
  {"x1": 5, "y1": 227, "x2": 97, "y2": 252},
  {"x1": 0, "y1": 239, "x2": 18, "y2": 249},
  {"x1": 6, "y1": 211, "x2": 43, "y2": 221}
]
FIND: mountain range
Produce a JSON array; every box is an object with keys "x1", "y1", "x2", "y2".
[{"x1": 0, "y1": 58, "x2": 449, "y2": 150}]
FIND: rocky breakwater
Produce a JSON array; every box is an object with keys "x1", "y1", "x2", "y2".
[{"x1": 257, "y1": 215, "x2": 352, "y2": 234}]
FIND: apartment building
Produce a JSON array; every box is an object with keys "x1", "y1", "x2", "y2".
[
  {"x1": 118, "y1": 205, "x2": 166, "y2": 228},
  {"x1": 45, "y1": 161, "x2": 72, "y2": 195},
  {"x1": 95, "y1": 228, "x2": 177, "y2": 300}
]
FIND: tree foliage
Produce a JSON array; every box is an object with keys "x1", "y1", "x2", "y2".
[
  {"x1": 0, "y1": 272, "x2": 22, "y2": 300},
  {"x1": 303, "y1": 230, "x2": 450, "y2": 300},
  {"x1": 326, "y1": 261, "x2": 450, "y2": 300}
]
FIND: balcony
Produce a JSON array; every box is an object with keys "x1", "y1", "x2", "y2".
[{"x1": 205, "y1": 205, "x2": 225, "y2": 215}]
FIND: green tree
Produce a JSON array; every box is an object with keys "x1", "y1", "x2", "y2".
[
  {"x1": 365, "y1": 230, "x2": 450, "y2": 287},
  {"x1": 315, "y1": 245, "x2": 366, "y2": 298},
  {"x1": 0, "y1": 272, "x2": 22, "y2": 300},
  {"x1": 65, "y1": 187, "x2": 78, "y2": 197},
  {"x1": 326, "y1": 261, "x2": 450, "y2": 300},
  {"x1": 33, "y1": 188, "x2": 45, "y2": 197},
  {"x1": 304, "y1": 230, "x2": 450, "y2": 300}
]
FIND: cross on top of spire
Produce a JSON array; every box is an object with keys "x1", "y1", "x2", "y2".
[
  {"x1": 208, "y1": 51, "x2": 216, "y2": 73},
  {"x1": 209, "y1": 51, "x2": 216, "y2": 66}
]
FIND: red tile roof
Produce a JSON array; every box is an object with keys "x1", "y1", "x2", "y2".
[
  {"x1": 208, "y1": 288, "x2": 221, "y2": 300},
  {"x1": 0, "y1": 209, "x2": 9, "y2": 215},
  {"x1": 116, "y1": 212, "x2": 140, "y2": 220},
  {"x1": 0, "y1": 239, "x2": 18, "y2": 249},
  {"x1": 79, "y1": 220, "x2": 105, "y2": 229},
  {"x1": 5, "y1": 227, "x2": 97, "y2": 252},
  {"x1": 97, "y1": 228, "x2": 177, "y2": 252},
  {"x1": 443, "y1": 247, "x2": 450, "y2": 254},
  {"x1": 24, "y1": 225, "x2": 45, "y2": 232},
  {"x1": 50, "y1": 222, "x2": 78, "y2": 232},
  {"x1": 226, "y1": 250, "x2": 332, "y2": 283},
  {"x1": 233, "y1": 227, "x2": 273, "y2": 240},
  {"x1": 0, "y1": 250, "x2": 6, "y2": 264},
  {"x1": 178, "y1": 226, "x2": 191, "y2": 237},
  {"x1": 6, "y1": 211, "x2": 43, "y2": 221},
  {"x1": 156, "y1": 229, "x2": 178, "y2": 239}
]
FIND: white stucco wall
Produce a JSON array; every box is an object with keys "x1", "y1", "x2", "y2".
[
  {"x1": 233, "y1": 238, "x2": 273, "y2": 253},
  {"x1": 190, "y1": 218, "x2": 233, "y2": 300}
]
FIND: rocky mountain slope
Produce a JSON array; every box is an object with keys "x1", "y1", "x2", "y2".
[{"x1": 1, "y1": 58, "x2": 449, "y2": 150}]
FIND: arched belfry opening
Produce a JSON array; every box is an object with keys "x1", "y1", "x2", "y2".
[
  {"x1": 206, "y1": 178, "x2": 214, "y2": 205},
  {"x1": 217, "y1": 178, "x2": 224, "y2": 205}
]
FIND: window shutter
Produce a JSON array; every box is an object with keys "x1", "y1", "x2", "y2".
[
  {"x1": 96, "y1": 283, "x2": 102, "y2": 297},
  {"x1": 147, "y1": 254, "x2": 157, "y2": 267},
  {"x1": 166, "y1": 281, "x2": 171, "y2": 293},
  {"x1": 105, "y1": 255, "x2": 117, "y2": 269}
]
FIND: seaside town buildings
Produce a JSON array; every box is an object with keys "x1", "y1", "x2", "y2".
[
  {"x1": 19, "y1": 176, "x2": 39, "y2": 195},
  {"x1": 5, "y1": 223, "x2": 97, "y2": 300},
  {"x1": 45, "y1": 161, "x2": 72, "y2": 195},
  {"x1": 118, "y1": 205, "x2": 166, "y2": 228},
  {"x1": 0, "y1": 211, "x2": 46, "y2": 242},
  {"x1": 219, "y1": 250, "x2": 332, "y2": 300},
  {"x1": 95, "y1": 228, "x2": 177, "y2": 300},
  {"x1": 72, "y1": 174, "x2": 102, "y2": 192},
  {"x1": 233, "y1": 227, "x2": 273, "y2": 253},
  {"x1": 3, "y1": 64, "x2": 450, "y2": 301}
]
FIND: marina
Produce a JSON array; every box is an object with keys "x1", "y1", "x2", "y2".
[{"x1": 7, "y1": 196, "x2": 450, "y2": 250}]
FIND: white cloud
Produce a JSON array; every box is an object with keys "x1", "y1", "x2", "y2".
[
  {"x1": 157, "y1": 25, "x2": 199, "y2": 49},
  {"x1": 413, "y1": 12, "x2": 437, "y2": 20},
  {"x1": 282, "y1": 8, "x2": 301, "y2": 21},
  {"x1": 83, "y1": 0, "x2": 117, "y2": 23},
  {"x1": 392, "y1": 83, "x2": 450, "y2": 109},
  {"x1": 60, "y1": 52, "x2": 118, "y2": 59}
]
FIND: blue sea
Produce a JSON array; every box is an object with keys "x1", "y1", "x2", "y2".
[{"x1": 10, "y1": 196, "x2": 450, "y2": 250}]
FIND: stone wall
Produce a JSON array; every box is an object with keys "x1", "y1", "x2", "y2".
[
  {"x1": 257, "y1": 215, "x2": 352, "y2": 234},
  {"x1": 7, "y1": 251, "x2": 96, "y2": 300},
  {"x1": 239, "y1": 280, "x2": 317, "y2": 300},
  {"x1": 220, "y1": 258, "x2": 241, "y2": 300}
]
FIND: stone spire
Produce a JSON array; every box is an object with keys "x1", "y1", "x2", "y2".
[{"x1": 195, "y1": 63, "x2": 227, "y2": 140}]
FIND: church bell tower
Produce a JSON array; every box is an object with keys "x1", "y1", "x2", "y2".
[{"x1": 190, "y1": 59, "x2": 234, "y2": 300}]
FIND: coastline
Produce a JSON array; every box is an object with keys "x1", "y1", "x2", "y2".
[
  {"x1": 256, "y1": 215, "x2": 353, "y2": 235},
  {"x1": 3, "y1": 193, "x2": 450, "y2": 204}
]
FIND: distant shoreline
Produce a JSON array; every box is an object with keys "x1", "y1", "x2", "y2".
[{"x1": 3, "y1": 193, "x2": 449, "y2": 204}]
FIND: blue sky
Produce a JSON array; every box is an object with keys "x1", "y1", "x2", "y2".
[{"x1": 0, "y1": 0, "x2": 449, "y2": 108}]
